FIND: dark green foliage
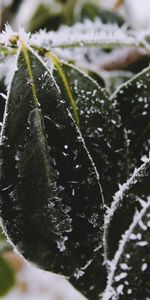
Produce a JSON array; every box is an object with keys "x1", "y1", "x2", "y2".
[
  {"x1": 28, "y1": 4, "x2": 63, "y2": 32},
  {"x1": 105, "y1": 158, "x2": 150, "y2": 261},
  {"x1": 0, "y1": 48, "x2": 104, "y2": 280},
  {"x1": 0, "y1": 4, "x2": 150, "y2": 298},
  {"x1": 80, "y1": 3, "x2": 124, "y2": 25},
  {"x1": 104, "y1": 199, "x2": 150, "y2": 300},
  {"x1": 70, "y1": 253, "x2": 107, "y2": 300},
  {"x1": 112, "y1": 65, "x2": 150, "y2": 173},
  {"x1": 53, "y1": 61, "x2": 126, "y2": 206}
]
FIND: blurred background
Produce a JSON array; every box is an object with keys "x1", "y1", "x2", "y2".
[{"x1": 0, "y1": 0, "x2": 150, "y2": 299}]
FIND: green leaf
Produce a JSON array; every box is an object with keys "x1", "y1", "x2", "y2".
[
  {"x1": 52, "y1": 59, "x2": 126, "y2": 298},
  {"x1": 79, "y1": 3, "x2": 124, "y2": 26},
  {"x1": 104, "y1": 156, "x2": 150, "y2": 261},
  {"x1": 53, "y1": 60, "x2": 126, "y2": 206},
  {"x1": 104, "y1": 71, "x2": 133, "y2": 95},
  {"x1": 103, "y1": 198, "x2": 150, "y2": 300},
  {"x1": 105, "y1": 64, "x2": 150, "y2": 263},
  {"x1": 0, "y1": 46, "x2": 104, "y2": 279},
  {"x1": 111, "y1": 65, "x2": 150, "y2": 174},
  {"x1": 0, "y1": 255, "x2": 15, "y2": 296},
  {"x1": 28, "y1": 4, "x2": 62, "y2": 32}
]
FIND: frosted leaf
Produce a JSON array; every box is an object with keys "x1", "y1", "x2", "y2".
[
  {"x1": 111, "y1": 64, "x2": 150, "y2": 174},
  {"x1": 0, "y1": 46, "x2": 104, "y2": 281},
  {"x1": 103, "y1": 199, "x2": 150, "y2": 300},
  {"x1": 52, "y1": 59, "x2": 126, "y2": 207},
  {"x1": 30, "y1": 19, "x2": 137, "y2": 50},
  {"x1": 104, "y1": 155, "x2": 150, "y2": 261}
]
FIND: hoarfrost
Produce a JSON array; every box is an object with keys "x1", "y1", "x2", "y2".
[
  {"x1": 0, "y1": 24, "x2": 30, "y2": 47},
  {"x1": 74, "y1": 269, "x2": 85, "y2": 280},
  {"x1": 104, "y1": 154, "x2": 150, "y2": 229},
  {"x1": 57, "y1": 236, "x2": 68, "y2": 252},
  {"x1": 141, "y1": 263, "x2": 148, "y2": 271},
  {"x1": 115, "y1": 272, "x2": 127, "y2": 282},
  {"x1": 30, "y1": 19, "x2": 137, "y2": 50},
  {"x1": 103, "y1": 199, "x2": 150, "y2": 300}
]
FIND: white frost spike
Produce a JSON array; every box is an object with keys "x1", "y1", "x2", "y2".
[
  {"x1": 0, "y1": 93, "x2": 7, "y2": 100},
  {"x1": 137, "y1": 197, "x2": 148, "y2": 208},
  {"x1": 141, "y1": 263, "x2": 147, "y2": 271},
  {"x1": 74, "y1": 269, "x2": 85, "y2": 280},
  {"x1": 57, "y1": 236, "x2": 68, "y2": 252},
  {"x1": 0, "y1": 24, "x2": 14, "y2": 46},
  {"x1": 116, "y1": 284, "x2": 124, "y2": 295},
  {"x1": 102, "y1": 199, "x2": 150, "y2": 300},
  {"x1": 115, "y1": 272, "x2": 127, "y2": 282},
  {"x1": 0, "y1": 24, "x2": 30, "y2": 47},
  {"x1": 141, "y1": 154, "x2": 150, "y2": 163},
  {"x1": 30, "y1": 19, "x2": 137, "y2": 50},
  {"x1": 104, "y1": 155, "x2": 150, "y2": 263}
]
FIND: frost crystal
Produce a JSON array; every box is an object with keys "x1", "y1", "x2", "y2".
[
  {"x1": 30, "y1": 19, "x2": 137, "y2": 50},
  {"x1": 104, "y1": 154, "x2": 150, "y2": 228},
  {"x1": 0, "y1": 24, "x2": 30, "y2": 47},
  {"x1": 103, "y1": 199, "x2": 150, "y2": 300}
]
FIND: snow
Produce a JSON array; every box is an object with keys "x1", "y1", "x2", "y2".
[{"x1": 3, "y1": 256, "x2": 87, "y2": 300}]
